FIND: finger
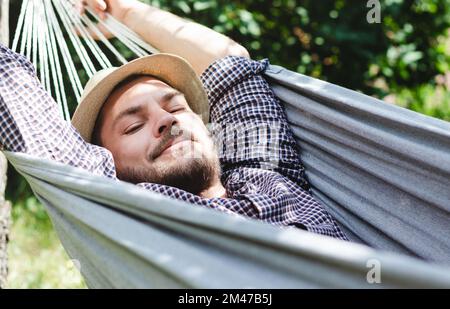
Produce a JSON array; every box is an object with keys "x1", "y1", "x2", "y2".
[
  {"x1": 82, "y1": 0, "x2": 107, "y2": 19},
  {"x1": 73, "y1": 0, "x2": 85, "y2": 15},
  {"x1": 96, "y1": 0, "x2": 107, "y2": 11},
  {"x1": 85, "y1": 0, "x2": 107, "y2": 11}
]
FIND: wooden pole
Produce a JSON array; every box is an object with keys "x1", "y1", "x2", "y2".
[
  {"x1": 0, "y1": 0, "x2": 11, "y2": 289},
  {"x1": 0, "y1": 155, "x2": 10, "y2": 289}
]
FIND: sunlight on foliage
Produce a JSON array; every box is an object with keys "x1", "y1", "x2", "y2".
[{"x1": 6, "y1": 196, "x2": 86, "y2": 289}]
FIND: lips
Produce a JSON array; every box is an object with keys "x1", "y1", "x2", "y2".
[
  {"x1": 160, "y1": 138, "x2": 178, "y2": 156},
  {"x1": 148, "y1": 126, "x2": 197, "y2": 161},
  {"x1": 158, "y1": 137, "x2": 193, "y2": 158},
  {"x1": 159, "y1": 138, "x2": 175, "y2": 155}
]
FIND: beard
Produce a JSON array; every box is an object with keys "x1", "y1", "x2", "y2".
[{"x1": 116, "y1": 147, "x2": 221, "y2": 195}]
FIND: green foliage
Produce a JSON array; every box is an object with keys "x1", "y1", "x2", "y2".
[
  {"x1": 6, "y1": 196, "x2": 86, "y2": 288},
  {"x1": 143, "y1": 0, "x2": 450, "y2": 97},
  {"x1": 394, "y1": 83, "x2": 450, "y2": 119}
]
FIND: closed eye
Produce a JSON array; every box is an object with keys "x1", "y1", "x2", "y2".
[
  {"x1": 124, "y1": 123, "x2": 144, "y2": 135},
  {"x1": 170, "y1": 106, "x2": 186, "y2": 114}
]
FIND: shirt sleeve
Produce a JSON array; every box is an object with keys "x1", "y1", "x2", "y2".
[
  {"x1": 0, "y1": 44, "x2": 116, "y2": 179},
  {"x1": 200, "y1": 56, "x2": 308, "y2": 189}
]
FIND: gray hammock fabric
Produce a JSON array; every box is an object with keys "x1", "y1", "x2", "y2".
[
  {"x1": 264, "y1": 65, "x2": 450, "y2": 263},
  {"x1": 4, "y1": 65, "x2": 450, "y2": 288}
]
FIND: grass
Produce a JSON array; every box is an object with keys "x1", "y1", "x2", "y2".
[{"x1": 6, "y1": 196, "x2": 86, "y2": 288}]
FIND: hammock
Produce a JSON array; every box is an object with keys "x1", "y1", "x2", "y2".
[{"x1": 5, "y1": 0, "x2": 450, "y2": 288}]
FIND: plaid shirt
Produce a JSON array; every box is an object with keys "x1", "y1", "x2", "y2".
[{"x1": 0, "y1": 44, "x2": 347, "y2": 240}]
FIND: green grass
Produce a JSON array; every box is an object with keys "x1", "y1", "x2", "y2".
[{"x1": 6, "y1": 196, "x2": 86, "y2": 288}]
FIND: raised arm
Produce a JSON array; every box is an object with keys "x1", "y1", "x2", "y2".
[
  {"x1": 0, "y1": 45, "x2": 117, "y2": 179},
  {"x1": 81, "y1": 0, "x2": 250, "y2": 75}
]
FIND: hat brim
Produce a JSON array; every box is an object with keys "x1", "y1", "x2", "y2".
[{"x1": 71, "y1": 54, "x2": 209, "y2": 143}]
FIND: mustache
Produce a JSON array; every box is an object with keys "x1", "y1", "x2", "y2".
[{"x1": 148, "y1": 125, "x2": 192, "y2": 160}]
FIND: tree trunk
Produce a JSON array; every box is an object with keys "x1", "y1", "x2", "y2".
[
  {"x1": 0, "y1": 0, "x2": 11, "y2": 289},
  {"x1": 0, "y1": 155, "x2": 10, "y2": 289}
]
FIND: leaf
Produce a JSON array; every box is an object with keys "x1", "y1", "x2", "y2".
[{"x1": 402, "y1": 51, "x2": 423, "y2": 65}]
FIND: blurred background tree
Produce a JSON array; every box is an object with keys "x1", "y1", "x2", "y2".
[{"x1": 4, "y1": 0, "x2": 450, "y2": 287}]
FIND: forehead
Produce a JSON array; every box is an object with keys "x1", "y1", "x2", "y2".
[
  {"x1": 106, "y1": 76, "x2": 173, "y2": 107},
  {"x1": 99, "y1": 76, "x2": 177, "y2": 121}
]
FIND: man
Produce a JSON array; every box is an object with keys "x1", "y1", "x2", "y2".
[{"x1": 0, "y1": 0, "x2": 347, "y2": 240}]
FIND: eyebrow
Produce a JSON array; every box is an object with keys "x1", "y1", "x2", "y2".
[
  {"x1": 113, "y1": 104, "x2": 145, "y2": 129},
  {"x1": 113, "y1": 89, "x2": 184, "y2": 128},
  {"x1": 161, "y1": 89, "x2": 183, "y2": 103}
]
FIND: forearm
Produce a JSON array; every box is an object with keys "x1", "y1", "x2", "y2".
[{"x1": 119, "y1": 1, "x2": 249, "y2": 75}]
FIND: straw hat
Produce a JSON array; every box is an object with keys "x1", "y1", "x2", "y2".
[{"x1": 71, "y1": 53, "x2": 209, "y2": 143}]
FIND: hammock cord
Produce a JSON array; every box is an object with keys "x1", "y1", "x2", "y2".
[
  {"x1": 23, "y1": 0, "x2": 32, "y2": 59},
  {"x1": 53, "y1": 0, "x2": 96, "y2": 76},
  {"x1": 79, "y1": 12, "x2": 128, "y2": 65},
  {"x1": 31, "y1": 0, "x2": 37, "y2": 67},
  {"x1": 101, "y1": 12, "x2": 159, "y2": 54},
  {"x1": 44, "y1": 0, "x2": 70, "y2": 119},
  {"x1": 47, "y1": 0, "x2": 84, "y2": 108},
  {"x1": 60, "y1": 2, "x2": 112, "y2": 69},
  {"x1": 86, "y1": 8, "x2": 148, "y2": 58},
  {"x1": 36, "y1": 1, "x2": 46, "y2": 89},
  {"x1": 11, "y1": 0, "x2": 159, "y2": 120},
  {"x1": 11, "y1": 0, "x2": 27, "y2": 52}
]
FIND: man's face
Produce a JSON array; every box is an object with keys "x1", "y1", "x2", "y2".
[{"x1": 96, "y1": 76, "x2": 220, "y2": 195}]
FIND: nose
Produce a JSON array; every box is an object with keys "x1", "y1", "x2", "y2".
[{"x1": 153, "y1": 110, "x2": 178, "y2": 138}]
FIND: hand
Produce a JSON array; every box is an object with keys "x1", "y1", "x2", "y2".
[
  {"x1": 74, "y1": 0, "x2": 139, "y2": 39},
  {"x1": 76, "y1": 0, "x2": 135, "y2": 21}
]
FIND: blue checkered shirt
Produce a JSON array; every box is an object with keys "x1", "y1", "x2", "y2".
[{"x1": 0, "y1": 44, "x2": 347, "y2": 240}]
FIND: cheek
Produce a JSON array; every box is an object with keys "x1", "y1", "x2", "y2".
[
  {"x1": 179, "y1": 114, "x2": 210, "y2": 140},
  {"x1": 106, "y1": 132, "x2": 150, "y2": 167},
  {"x1": 180, "y1": 114, "x2": 216, "y2": 154}
]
